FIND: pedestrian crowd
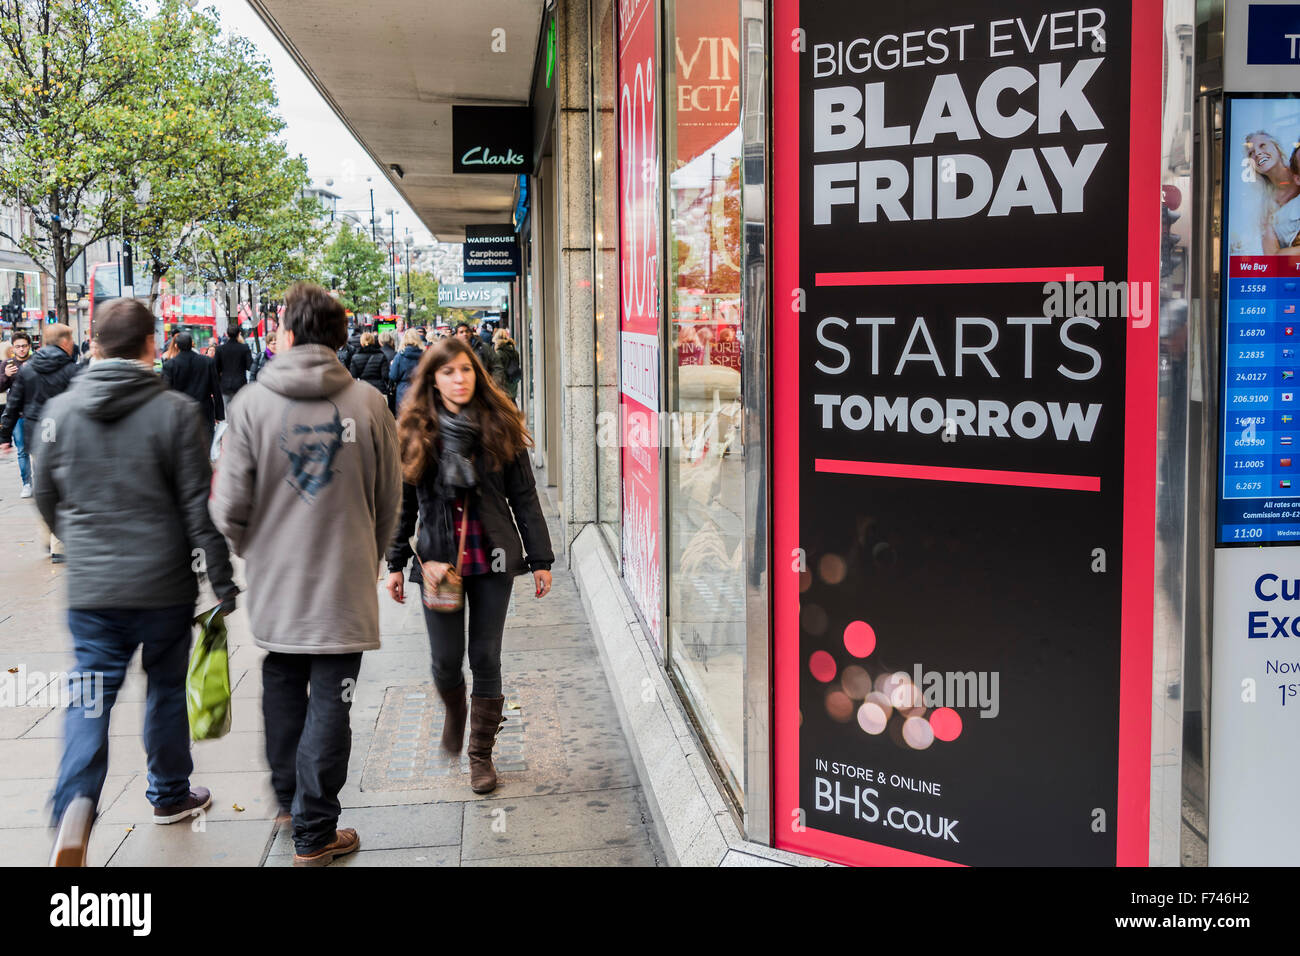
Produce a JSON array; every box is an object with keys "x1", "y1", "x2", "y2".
[
  {"x1": 0, "y1": 287, "x2": 548, "y2": 867},
  {"x1": 336, "y1": 319, "x2": 521, "y2": 412}
]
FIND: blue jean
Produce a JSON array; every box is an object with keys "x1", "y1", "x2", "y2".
[
  {"x1": 51, "y1": 605, "x2": 195, "y2": 824},
  {"x1": 13, "y1": 416, "x2": 30, "y2": 486}
]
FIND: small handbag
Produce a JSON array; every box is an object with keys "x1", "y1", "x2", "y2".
[{"x1": 418, "y1": 496, "x2": 469, "y2": 612}]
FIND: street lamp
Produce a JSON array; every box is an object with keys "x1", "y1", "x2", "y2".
[
  {"x1": 386, "y1": 208, "x2": 397, "y2": 315},
  {"x1": 367, "y1": 177, "x2": 377, "y2": 242},
  {"x1": 404, "y1": 232, "x2": 413, "y2": 326}
]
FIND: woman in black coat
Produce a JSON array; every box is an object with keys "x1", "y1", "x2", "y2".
[
  {"x1": 389, "y1": 328, "x2": 425, "y2": 411},
  {"x1": 384, "y1": 337, "x2": 553, "y2": 795},
  {"x1": 347, "y1": 331, "x2": 388, "y2": 392}
]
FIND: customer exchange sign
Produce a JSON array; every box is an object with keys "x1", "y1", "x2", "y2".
[{"x1": 771, "y1": 0, "x2": 1162, "y2": 866}]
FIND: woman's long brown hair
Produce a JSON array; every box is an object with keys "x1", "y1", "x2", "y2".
[{"x1": 396, "y1": 336, "x2": 531, "y2": 483}]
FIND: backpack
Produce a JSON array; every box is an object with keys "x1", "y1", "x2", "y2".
[{"x1": 504, "y1": 349, "x2": 521, "y2": 383}]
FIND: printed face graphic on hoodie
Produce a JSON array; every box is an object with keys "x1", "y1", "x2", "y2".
[{"x1": 279, "y1": 400, "x2": 344, "y2": 503}]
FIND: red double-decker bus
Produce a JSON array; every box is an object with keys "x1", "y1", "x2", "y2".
[
  {"x1": 158, "y1": 291, "x2": 218, "y2": 350},
  {"x1": 87, "y1": 264, "x2": 218, "y2": 354}
]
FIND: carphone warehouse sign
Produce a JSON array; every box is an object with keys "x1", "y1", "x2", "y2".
[{"x1": 771, "y1": 0, "x2": 1162, "y2": 866}]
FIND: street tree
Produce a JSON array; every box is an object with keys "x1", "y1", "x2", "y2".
[
  {"x1": 0, "y1": 0, "x2": 196, "y2": 319},
  {"x1": 165, "y1": 31, "x2": 325, "y2": 319},
  {"x1": 128, "y1": 21, "x2": 269, "y2": 306},
  {"x1": 320, "y1": 224, "x2": 387, "y2": 316},
  {"x1": 192, "y1": 153, "x2": 324, "y2": 318},
  {"x1": 402, "y1": 268, "x2": 439, "y2": 323}
]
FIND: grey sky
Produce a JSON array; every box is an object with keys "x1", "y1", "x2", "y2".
[{"x1": 208, "y1": 0, "x2": 436, "y2": 249}]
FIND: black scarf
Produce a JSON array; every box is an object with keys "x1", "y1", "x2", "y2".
[{"x1": 436, "y1": 405, "x2": 479, "y2": 493}]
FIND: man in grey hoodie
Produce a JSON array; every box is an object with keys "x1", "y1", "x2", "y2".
[
  {"x1": 211, "y1": 281, "x2": 401, "y2": 867},
  {"x1": 34, "y1": 299, "x2": 238, "y2": 864}
]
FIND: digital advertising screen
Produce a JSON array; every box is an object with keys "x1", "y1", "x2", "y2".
[{"x1": 1219, "y1": 94, "x2": 1300, "y2": 545}]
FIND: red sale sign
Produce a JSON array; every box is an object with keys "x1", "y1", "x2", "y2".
[{"x1": 618, "y1": 0, "x2": 662, "y2": 638}]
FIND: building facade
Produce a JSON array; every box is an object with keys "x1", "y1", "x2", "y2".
[
  {"x1": 516, "y1": 0, "x2": 1208, "y2": 867},
  {"x1": 249, "y1": 0, "x2": 1289, "y2": 865}
]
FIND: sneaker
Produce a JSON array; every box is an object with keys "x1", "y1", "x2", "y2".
[
  {"x1": 153, "y1": 786, "x2": 211, "y2": 825},
  {"x1": 293, "y1": 828, "x2": 360, "y2": 867},
  {"x1": 20, "y1": 483, "x2": 32, "y2": 498},
  {"x1": 49, "y1": 796, "x2": 96, "y2": 867}
]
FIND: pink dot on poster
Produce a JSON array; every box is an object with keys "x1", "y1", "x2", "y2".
[
  {"x1": 843, "y1": 621, "x2": 876, "y2": 658},
  {"x1": 809, "y1": 650, "x2": 837, "y2": 683},
  {"x1": 930, "y1": 707, "x2": 963, "y2": 741}
]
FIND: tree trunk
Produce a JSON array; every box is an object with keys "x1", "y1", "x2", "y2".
[{"x1": 51, "y1": 198, "x2": 68, "y2": 324}]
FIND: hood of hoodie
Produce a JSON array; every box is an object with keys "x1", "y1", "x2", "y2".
[
  {"x1": 71, "y1": 359, "x2": 165, "y2": 422},
  {"x1": 400, "y1": 345, "x2": 423, "y2": 359},
  {"x1": 31, "y1": 344, "x2": 75, "y2": 374},
  {"x1": 256, "y1": 343, "x2": 355, "y2": 400}
]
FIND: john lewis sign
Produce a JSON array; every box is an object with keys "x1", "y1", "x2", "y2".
[{"x1": 437, "y1": 283, "x2": 509, "y2": 308}]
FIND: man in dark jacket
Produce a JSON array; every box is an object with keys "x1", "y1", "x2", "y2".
[
  {"x1": 36, "y1": 299, "x2": 237, "y2": 864},
  {"x1": 214, "y1": 322, "x2": 252, "y2": 408},
  {"x1": 0, "y1": 324, "x2": 79, "y2": 561},
  {"x1": 378, "y1": 330, "x2": 398, "y2": 413},
  {"x1": 0, "y1": 324, "x2": 79, "y2": 451},
  {"x1": 162, "y1": 330, "x2": 223, "y2": 442},
  {"x1": 336, "y1": 325, "x2": 363, "y2": 369},
  {"x1": 457, "y1": 322, "x2": 500, "y2": 381},
  {"x1": 0, "y1": 330, "x2": 33, "y2": 496}
]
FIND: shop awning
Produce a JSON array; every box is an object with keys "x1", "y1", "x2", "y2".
[{"x1": 246, "y1": 0, "x2": 545, "y2": 242}]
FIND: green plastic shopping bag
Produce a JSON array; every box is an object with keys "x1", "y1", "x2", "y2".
[{"x1": 186, "y1": 606, "x2": 232, "y2": 740}]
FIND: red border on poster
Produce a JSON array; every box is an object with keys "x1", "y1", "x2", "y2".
[
  {"x1": 617, "y1": 0, "x2": 662, "y2": 638},
  {"x1": 771, "y1": 0, "x2": 1162, "y2": 867}
]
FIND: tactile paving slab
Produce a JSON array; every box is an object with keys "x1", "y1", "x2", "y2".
[{"x1": 362, "y1": 677, "x2": 567, "y2": 795}]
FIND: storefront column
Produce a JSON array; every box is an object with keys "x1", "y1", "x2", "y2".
[{"x1": 556, "y1": 0, "x2": 598, "y2": 552}]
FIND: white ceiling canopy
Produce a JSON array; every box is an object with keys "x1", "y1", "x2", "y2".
[{"x1": 247, "y1": 0, "x2": 545, "y2": 241}]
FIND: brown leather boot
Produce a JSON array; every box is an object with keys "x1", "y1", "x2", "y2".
[
  {"x1": 437, "y1": 682, "x2": 468, "y2": 754},
  {"x1": 467, "y1": 694, "x2": 506, "y2": 794}
]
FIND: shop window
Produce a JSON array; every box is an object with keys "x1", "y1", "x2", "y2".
[{"x1": 664, "y1": 0, "x2": 745, "y2": 803}]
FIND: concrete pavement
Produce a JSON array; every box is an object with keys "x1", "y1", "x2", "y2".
[{"x1": 0, "y1": 448, "x2": 662, "y2": 867}]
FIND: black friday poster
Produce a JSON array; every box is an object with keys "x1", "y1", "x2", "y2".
[{"x1": 771, "y1": 0, "x2": 1162, "y2": 866}]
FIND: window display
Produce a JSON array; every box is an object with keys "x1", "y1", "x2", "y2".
[{"x1": 665, "y1": 0, "x2": 745, "y2": 802}]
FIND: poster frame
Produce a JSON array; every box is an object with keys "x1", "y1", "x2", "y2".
[{"x1": 768, "y1": 0, "x2": 1164, "y2": 867}]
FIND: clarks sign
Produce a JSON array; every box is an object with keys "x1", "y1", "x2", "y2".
[{"x1": 452, "y1": 106, "x2": 533, "y2": 174}]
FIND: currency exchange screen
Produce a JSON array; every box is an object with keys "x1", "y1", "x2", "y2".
[{"x1": 1219, "y1": 95, "x2": 1300, "y2": 545}]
